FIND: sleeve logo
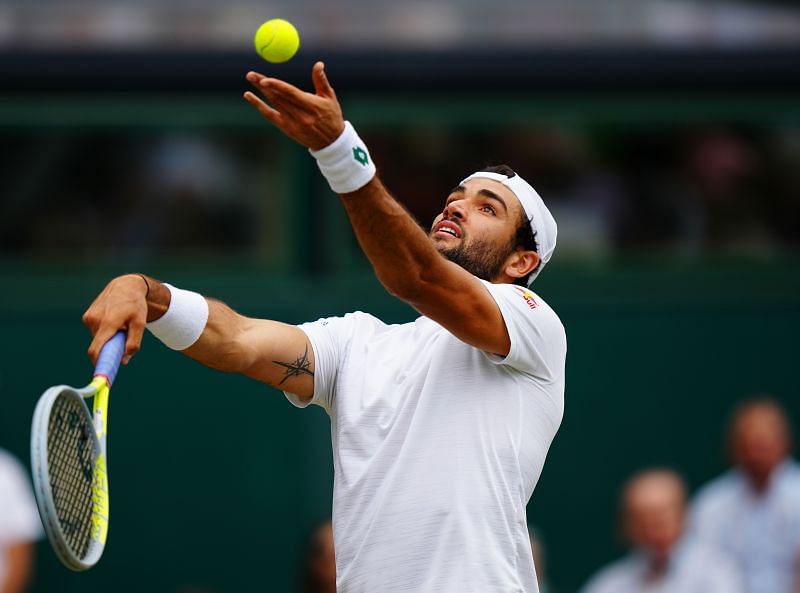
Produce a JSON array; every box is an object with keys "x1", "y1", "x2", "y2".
[{"x1": 512, "y1": 286, "x2": 537, "y2": 310}]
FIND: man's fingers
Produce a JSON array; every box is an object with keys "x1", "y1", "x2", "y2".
[
  {"x1": 246, "y1": 72, "x2": 273, "y2": 97},
  {"x1": 260, "y1": 78, "x2": 313, "y2": 109},
  {"x1": 243, "y1": 91, "x2": 283, "y2": 126},
  {"x1": 87, "y1": 326, "x2": 116, "y2": 367},
  {"x1": 312, "y1": 62, "x2": 335, "y2": 98},
  {"x1": 246, "y1": 71, "x2": 268, "y2": 87},
  {"x1": 123, "y1": 319, "x2": 145, "y2": 365},
  {"x1": 82, "y1": 308, "x2": 97, "y2": 331}
]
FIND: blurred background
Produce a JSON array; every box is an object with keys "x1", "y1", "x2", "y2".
[{"x1": 0, "y1": 0, "x2": 798, "y2": 591}]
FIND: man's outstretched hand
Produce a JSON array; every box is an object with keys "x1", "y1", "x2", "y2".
[{"x1": 244, "y1": 61, "x2": 345, "y2": 151}]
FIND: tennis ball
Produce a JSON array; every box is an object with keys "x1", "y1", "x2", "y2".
[{"x1": 254, "y1": 19, "x2": 300, "y2": 64}]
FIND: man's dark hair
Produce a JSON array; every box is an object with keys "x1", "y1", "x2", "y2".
[
  {"x1": 482, "y1": 164, "x2": 539, "y2": 286},
  {"x1": 482, "y1": 164, "x2": 517, "y2": 179}
]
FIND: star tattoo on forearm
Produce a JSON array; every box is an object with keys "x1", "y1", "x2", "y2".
[{"x1": 273, "y1": 345, "x2": 313, "y2": 385}]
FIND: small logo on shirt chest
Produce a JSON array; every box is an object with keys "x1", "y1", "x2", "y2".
[{"x1": 513, "y1": 286, "x2": 538, "y2": 310}]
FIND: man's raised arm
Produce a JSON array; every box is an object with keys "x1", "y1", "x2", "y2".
[
  {"x1": 243, "y1": 63, "x2": 514, "y2": 355},
  {"x1": 82, "y1": 274, "x2": 314, "y2": 400}
]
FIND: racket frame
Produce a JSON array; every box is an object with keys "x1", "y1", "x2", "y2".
[
  {"x1": 31, "y1": 378, "x2": 110, "y2": 571},
  {"x1": 30, "y1": 331, "x2": 123, "y2": 571}
]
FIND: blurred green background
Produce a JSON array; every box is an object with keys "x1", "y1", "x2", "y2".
[{"x1": 2, "y1": 258, "x2": 798, "y2": 593}]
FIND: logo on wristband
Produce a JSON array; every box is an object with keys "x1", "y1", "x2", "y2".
[{"x1": 353, "y1": 147, "x2": 369, "y2": 166}]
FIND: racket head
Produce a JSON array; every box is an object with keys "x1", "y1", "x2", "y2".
[{"x1": 31, "y1": 384, "x2": 108, "y2": 571}]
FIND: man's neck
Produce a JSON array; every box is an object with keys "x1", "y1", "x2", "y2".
[
  {"x1": 644, "y1": 553, "x2": 671, "y2": 583},
  {"x1": 746, "y1": 465, "x2": 780, "y2": 496}
]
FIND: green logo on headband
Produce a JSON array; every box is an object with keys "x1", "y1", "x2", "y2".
[{"x1": 353, "y1": 147, "x2": 369, "y2": 166}]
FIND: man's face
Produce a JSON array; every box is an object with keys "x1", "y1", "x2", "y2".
[
  {"x1": 731, "y1": 405, "x2": 790, "y2": 482},
  {"x1": 623, "y1": 473, "x2": 685, "y2": 560},
  {"x1": 430, "y1": 178, "x2": 524, "y2": 282}
]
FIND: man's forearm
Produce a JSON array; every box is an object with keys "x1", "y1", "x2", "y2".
[
  {"x1": 339, "y1": 177, "x2": 444, "y2": 299},
  {"x1": 139, "y1": 278, "x2": 314, "y2": 394},
  {"x1": 137, "y1": 277, "x2": 249, "y2": 373}
]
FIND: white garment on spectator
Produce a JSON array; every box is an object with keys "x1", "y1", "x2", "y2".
[
  {"x1": 0, "y1": 449, "x2": 42, "y2": 586},
  {"x1": 579, "y1": 537, "x2": 743, "y2": 593},
  {"x1": 691, "y1": 459, "x2": 800, "y2": 593}
]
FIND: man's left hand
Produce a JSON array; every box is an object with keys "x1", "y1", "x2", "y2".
[{"x1": 244, "y1": 61, "x2": 345, "y2": 151}]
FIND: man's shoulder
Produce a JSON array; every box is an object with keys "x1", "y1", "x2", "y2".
[
  {"x1": 483, "y1": 281, "x2": 565, "y2": 333},
  {"x1": 681, "y1": 537, "x2": 737, "y2": 569},
  {"x1": 692, "y1": 470, "x2": 742, "y2": 514},
  {"x1": 775, "y1": 459, "x2": 800, "y2": 496},
  {"x1": 580, "y1": 554, "x2": 638, "y2": 593},
  {"x1": 303, "y1": 310, "x2": 388, "y2": 331},
  {"x1": 781, "y1": 459, "x2": 800, "y2": 481}
]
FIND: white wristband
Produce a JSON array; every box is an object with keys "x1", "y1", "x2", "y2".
[
  {"x1": 310, "y1": 121, "x2": 376, "y2": 194},
  {"x1": 145, "y1": 284, "x2": 209, "y2": 351}
]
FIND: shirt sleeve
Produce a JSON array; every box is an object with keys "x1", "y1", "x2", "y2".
[
  {"x1": 0, "y1": 451, "x2": 42, "y2": 545},
  {"x1": 283, "y1": 314, "x2": 354, "y2": 413},
  {"x1": 480, "y1": 281, "x2": 567, "y2": 381}
]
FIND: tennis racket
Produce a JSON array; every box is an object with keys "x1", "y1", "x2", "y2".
[{"x1": 31, "y1": 331, "x2": 126, "y2": 571}]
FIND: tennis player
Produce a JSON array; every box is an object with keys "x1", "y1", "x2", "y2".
[{"x1": 82, "y1": 62, "x2": 566, "y2": 593}]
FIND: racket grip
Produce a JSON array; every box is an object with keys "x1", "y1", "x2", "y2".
[{"x1": 94, "y1": 331, "x2": 127, "y2": 385}]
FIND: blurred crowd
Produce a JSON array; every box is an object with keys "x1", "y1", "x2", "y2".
[
  {"x1": 1, "y1": 124, "x2": 798, "y2": 264},
  {"x1": 576, "y1": 398, "x2": 800, "y2": 593},
  {"x1": 4, "y1": 396, "x2": 798, "y2": 593},
  {"x1": 2, "y1": 0, "x2": 799, "y2": 49}
]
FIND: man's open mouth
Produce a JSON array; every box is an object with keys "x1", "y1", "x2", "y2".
[{"x1": 434, "y1": 220, "x2": 462, "y2": 238}]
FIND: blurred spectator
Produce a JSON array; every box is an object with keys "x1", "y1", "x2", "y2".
[
  {"x1": 580, "y1": 468, "x2": 741, "y2": 593},
  {"x1": 299, "y1": 519, "x2": 336, "y2": 593},
  {"x1": 529, "y1": 527, "x2": 553, "y2": 593},
  {"x1": 680, "y1": 129, "x2": 772, "y2": 253},
  {"x1": 0, "y1": 448, "x2": 42, "y2": 593},
  {"x1": 691, "y1": 398, "x2": 800, "y2": 593},
  {"x1": 119, "y1": 134, "x2": 256, "y2": 255}
]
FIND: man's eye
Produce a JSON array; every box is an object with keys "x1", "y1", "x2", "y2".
[{"x1": 482, "y1": 205, "x2": 496, "y2": 215}]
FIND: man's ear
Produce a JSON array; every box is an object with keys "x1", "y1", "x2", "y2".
[{"x1": 505, "y1": 250, "x2": 540, "y2": 282}]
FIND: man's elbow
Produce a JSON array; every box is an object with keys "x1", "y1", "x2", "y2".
[
  {"x1": 377, "y1": 253, "x2": 444, "y2": 302},
  {"x1": 379, "y1": 270, "x2": 427, "y2": 302}
]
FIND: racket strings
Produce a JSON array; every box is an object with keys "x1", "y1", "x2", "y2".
[{"x1": 47, "y1": 395, "x2": 97, "y2": 560}]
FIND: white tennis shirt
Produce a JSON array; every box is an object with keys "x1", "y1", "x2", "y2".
[{"x1": 286, "y1": 280, "x2": 566, "y2": 593}]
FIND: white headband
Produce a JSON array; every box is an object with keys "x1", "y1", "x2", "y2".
[{"x1": 462, "y1": 171, "x2": 557, "y2": 284}]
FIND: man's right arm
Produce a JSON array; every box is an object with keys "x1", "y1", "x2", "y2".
[{"x1": 82, "y1": 274, "x2": 314, "y2": 400}]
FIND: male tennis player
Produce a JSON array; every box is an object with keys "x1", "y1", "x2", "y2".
[{"x1": 83, "y1": 62, "x2": 566, "y2": 593}]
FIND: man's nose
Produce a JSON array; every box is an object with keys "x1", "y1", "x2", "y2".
[{"x1": 444, "y1": 200, "x2": 466, "y2": 220}]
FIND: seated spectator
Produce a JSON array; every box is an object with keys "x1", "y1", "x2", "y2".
[
  {"x1": 529, "y1": 527, "x2": 553, "y2": 593},
  {"x1": 691, "y1": 398, "x2": 800, "y2": 593},
  {"x1": 299, "y1": 519, "x2": 335, "y2": 593},
  {"x1": 580, "y1": 469, "x2": 741, "y2": 593},
  {"x1": 0, "y1": 447, "x2": 42, "y2": 593}
]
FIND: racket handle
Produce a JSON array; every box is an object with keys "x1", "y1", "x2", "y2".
[{"x1": 94, "y1": 331, "x2": 127, "y2": 386}]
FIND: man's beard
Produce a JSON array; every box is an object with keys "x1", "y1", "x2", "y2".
[{"x1": 438, "y1": 237, "x2": 513, "y2": 282}]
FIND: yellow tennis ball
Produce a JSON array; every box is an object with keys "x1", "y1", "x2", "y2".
[{"x1": 254, "y1": 19, "x2": 300, "y2": 64}]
